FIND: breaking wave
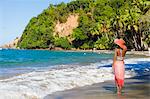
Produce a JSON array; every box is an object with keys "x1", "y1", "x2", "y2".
[{"x1": 0, "y1": 57, "x2": 149, "y2": 99}]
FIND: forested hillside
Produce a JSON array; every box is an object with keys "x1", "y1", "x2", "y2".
[{"x1": 18, "y1": 0, "x2": 150, "y2": 51}]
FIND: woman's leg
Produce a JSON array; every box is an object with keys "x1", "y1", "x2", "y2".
[
  {"x1": 118, "y1": 86, "x2": 122, "y2": 94},
  {"x1": 117, "y1": 79, "x2": 124, "y2": 94},
  {"x1": 115, "y1": 77, "x2": 121, "y2": 94},
  {"x1": 115, "y1": 77, "x2": 123, "y2": 94}
]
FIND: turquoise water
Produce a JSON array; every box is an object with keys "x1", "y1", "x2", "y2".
[
  {"x1": 0, "y1": 49, "x2": 149, "y2": 78},
  {"x1": 0, "y1": 49, "x2": 112, "y2": 77}
]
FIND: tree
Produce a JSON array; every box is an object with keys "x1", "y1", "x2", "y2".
[
  {"x1": 54, "y1": 37, "x2": 71, "y2": 49},
  {"x1": 18, "y1": 0, "x2": 150, "y2": 50}
]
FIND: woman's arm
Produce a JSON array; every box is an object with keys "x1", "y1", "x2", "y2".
[
  {"x1": 122, "y1": 45, "x2": 127, "y2": 57},
  {"x1": 112, "y1": 49, "x2": 117, "y2": 69}
]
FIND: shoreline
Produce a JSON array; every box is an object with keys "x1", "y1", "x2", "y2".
[
  {"x1": 1, "y1": 48, "x2": 150, "y2": 56},
  {"x1": 44, "y1": 74, "x2": 150, "y2": 99},
  {"x1": 0, "y1": 50, "x2": 149, "y2": 98}
]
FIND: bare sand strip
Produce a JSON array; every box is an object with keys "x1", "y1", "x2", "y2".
[{"x1": 44, "y1": 75, "x2": 150, "y2": 99}]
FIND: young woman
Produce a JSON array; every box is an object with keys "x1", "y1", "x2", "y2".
[{"x1": 112, "y1": 39, "x2": 127, "y2": 94}]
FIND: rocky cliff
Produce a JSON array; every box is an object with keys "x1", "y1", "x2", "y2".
[
  {"x1": 1, "y1": 37, "x2": 20, "y2": 49},
  {"x1": 54, "y1": 14, "x2": 79, "y2": 37}
]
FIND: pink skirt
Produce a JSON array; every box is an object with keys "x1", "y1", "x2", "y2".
[{"x1": 114, "y1": 61, "x2": 125, "y2": 87}]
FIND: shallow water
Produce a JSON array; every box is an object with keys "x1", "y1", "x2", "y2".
[
  {"x1": 0, "y1": 49, "x2": 149, "y2": 98},
  {"x1": 0, "y1": 49, "x2": 112, "y2": 78},
  {"x1": 45, "y1": 75, "x2": 150, "y2": 99}
]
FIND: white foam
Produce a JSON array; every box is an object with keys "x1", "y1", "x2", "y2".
[
  {"x1": 0, "y1": 57, "x2": 149, "y2": 99},
  {"x1": 125, "y1": 57, "x2": 150, "y2": 64}
]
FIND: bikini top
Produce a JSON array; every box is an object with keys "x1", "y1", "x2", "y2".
[{"x1": 116, "y1": 49, "x2": 124, "y2": 61}]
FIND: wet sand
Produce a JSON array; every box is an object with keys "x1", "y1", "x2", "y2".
[{"x1": 44, "y1": 75, "x2": 150, "y2": 99}]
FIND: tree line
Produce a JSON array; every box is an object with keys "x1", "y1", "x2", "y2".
[{"x1": 18, "y1": 0, "x2": 150, "y2": 51}]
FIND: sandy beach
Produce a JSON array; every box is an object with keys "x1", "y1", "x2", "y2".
[
  {"x1": 44, "y1": 75, "x2": 150, "y2": 99},
  {"x1": 56, "y1": 50, "x2": 150, "y2": 57}
]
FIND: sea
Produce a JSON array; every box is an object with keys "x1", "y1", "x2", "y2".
[
  {"x1": 0, "y1": 49, "x2": 149, "y2": 98},
  {"x1": 0, "y1": 49, "x2": 113, "y2": 78}
]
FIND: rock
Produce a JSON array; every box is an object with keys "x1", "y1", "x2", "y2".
[
  {"x1": 54, "y1": 14, "x2": 79, "y2": 37},
  {"x1": 1, "y1": 37, "x2": 20, "y2": 49}
]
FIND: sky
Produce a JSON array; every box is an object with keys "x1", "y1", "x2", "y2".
[{"x1": 0, "y1": 0, "x2": 71, "y2": 46}]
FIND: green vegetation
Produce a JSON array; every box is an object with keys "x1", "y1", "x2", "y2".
[
  {"x1": 54, "y1": 37, "x2": 71, "y2": 49},
  {"x1": 18, "y1": 0, "x2": 150, "y2": 51}
]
